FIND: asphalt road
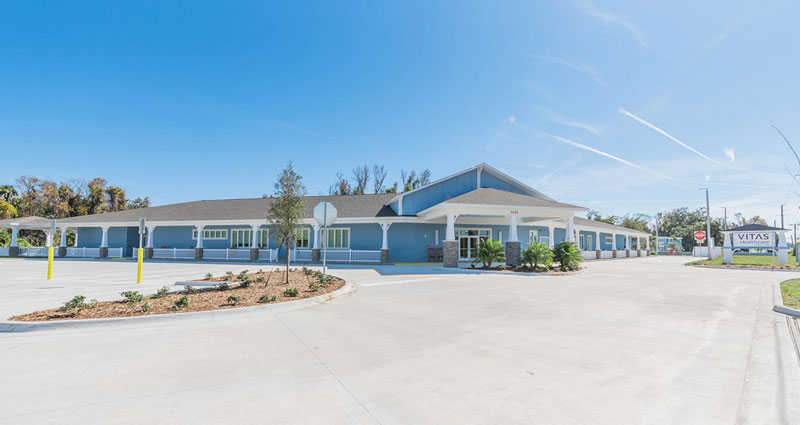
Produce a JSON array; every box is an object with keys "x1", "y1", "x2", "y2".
[{"x1": 0, "y1": 256, "x2": 797, "y2": 424}]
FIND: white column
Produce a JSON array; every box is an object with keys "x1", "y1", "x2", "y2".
[
  {"x1": 547, "y1": 225, "x2": 554, "y2": 248},
  {"x1": 445, "y1": 214, "x2": 456, "y2": 241},
  {"x1": 100, "y1": 226, "x2": 109, "y2": 248},
  {"x1": 565, "y1": 217, "x2": 575, "y2": 242},
  {"x1": 11, "y1": 225, "x2": 19, "y2": 247},
  {"x1": 595, "y1": 232, "x2": 600, "y2": 250},
  {"x1": 646, "y1": 237, "x2": 650, "y2": 250},
  {"x1": 508, "y1": 215, "x2": 519, "y2": 242},
  {"x1": 312, "y1": 224, "x2": 321, "y2": 249},
  {"x1": 612, "y1": 234, "x2": 617, "y2": 250},
  {"x1": 195, "y1": 225, "x2": 205, "y2": 248},
  {"x1": 74, "y1": 230, "x2": 78, "y2": 247},
  {"x1": 146, "y1": 226, "x2": 156, "y2": 248},
  {"x1": 251, "y1": 224, "x2": 260, "y2": 248},
  {"x1": 45, "y1": 231, "x2": 52, "y2": 247},
  {"x1": 625, "y1": 235, "x2": 630, "y2": 250},
  {"x1": 380, "y1": 222, "x2": 391, "y2": 249},
  {"x1": 60, "y1": 227, "x2": 68, "y2": 247}
]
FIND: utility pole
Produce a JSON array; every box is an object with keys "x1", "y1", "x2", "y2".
[
  {"x1": 722, "y1": 206, "x2": 727, "y2": 230},
  {"x1": 794, "y1": 223, "x2": 797, "y2": 247},
  {"x1": 781, "y1": 204, "x2": 784, "y2": 229},
  {"x1": 700, "y1": 188, "x2": 711, "y2": 260}
]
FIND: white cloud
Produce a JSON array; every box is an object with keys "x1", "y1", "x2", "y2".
[
  {"x1": 724, "y1": 148, "x2": 735, "y2": 162},
  {"x1": 543, "y1": 110, "x2": 604, "y2": 135},
  {"x1": 508, "y1": 115, "x2": 516, "y2": 124},
  {"x1": 531, "y1": 56, "x2": 609, "y2": 90},
  {"x1": 573, "y1": 1, "x2": 648, "y2": 48}
]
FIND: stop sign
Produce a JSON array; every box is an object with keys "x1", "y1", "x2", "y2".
[{"x1": 694, "y1": 231, "x2": 706, "y2": 241}]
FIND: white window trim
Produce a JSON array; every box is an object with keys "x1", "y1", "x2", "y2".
[
  {"x1": 434, "y1": 229, "x2": 440, "y2": 246},
  {"x1": 295, "y1": 228, "x2": 310, "y2": 248},
  {"x1": 454, "y1": 228, "x2": 492, "y2": 237},
  {"x1": 605, "y1": 236, "x2": 613, "y2": 244},
  {"x1": 322, "y1": 227, "x2": 351, "y2": 249},
  {"x1": 579, "y1": 234, "x2": 585, "y2": 249},
  {"x1": 497, "y1": 230, "x2": 502, "y2": 243},
  {"x1": 228, "y1": 228, "x2": 269, "y2": 248},
  {"x1": 192, "y1": 229, "x2": 228, "y2": 240}
]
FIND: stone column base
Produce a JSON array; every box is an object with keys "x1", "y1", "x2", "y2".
[
  {"x1": 194, "y1": 248, "x2": 203, "y2": 260},
  {"x1": 250, "y1": 248, "x2": 259, "y2": 261},
  {"x1": 9, "y1": 246, "x2": 20, "y2": 257},
  {"x1": 443, "y1": 240, "x2": 459, "y2": 268},
  {"x1": 626, "y1": 250, "x2": 631, "y2": 257},
  {"x1": 612, "y1": 250, "x2": 618, "y2": 258},
  {"x1": 505, "y1": 241, "x2": 521, "y2": 268},
  {"x1": 99, "y1": 247, "x2": 108, "y2": 258},
  {"x1": 312, "y1": 248, "x2": 320, "y2": 262},
  {"x1": 380, "y1": 249, "x2": 389, "y2": 264},
  {"x1": 595, "y1": 249, "x2": 601, "y2": 259},
  {"x1": 57, "y1": 247, "x2": 67, "y2": 257},
  {"x1": 145, "y1": 248, "x2": 153, "y2": 259}
]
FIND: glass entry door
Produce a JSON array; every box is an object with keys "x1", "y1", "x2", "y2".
[{"x1": 455, "y1": 229, "x2": 491, "y2": 260}]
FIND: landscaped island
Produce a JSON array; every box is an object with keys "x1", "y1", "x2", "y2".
[
  {"x1": 687, "y1": 254, "x2": 800, "y2": 270},
  {"x1": 9, "y1": 268, "x2": 344, "y2": 322},
  {"x1": 781, "y1": 279, "x2": 800, "y2": 309}
]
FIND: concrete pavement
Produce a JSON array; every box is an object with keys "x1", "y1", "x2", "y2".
[{"x1": 0, "y1": 256, "x2": 797, "y2": 424}]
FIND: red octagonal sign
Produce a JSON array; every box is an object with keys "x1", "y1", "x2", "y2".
[{"x1": 694, "y1": 231, "x2": 706, "y2": 241}]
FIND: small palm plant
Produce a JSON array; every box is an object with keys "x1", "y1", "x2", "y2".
[
  {"x1": 473, "y1": 238, "x2": 505, "y2": 269},
  {"x1": 521, "y1": 242, "x2": 553, "y2": 271},
  {"x1": 552, "y1": 241, "x2": 583, "y2": 271}
]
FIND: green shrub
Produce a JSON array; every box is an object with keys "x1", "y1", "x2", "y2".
[
  {"x1": 59, "y1": 295, "x2": 89, "y2": 313},
  {"x1": 171, "y1": 296, "x2": 189, "y2": 311},
  {"x1": 258, "y1": 294, "x2": 277, "y2": 303},
  {"x1": 141, "y1": 301, "x2": 151, "y2": 313},
  {"x1": 185, "y1": 285, "x2": 198, "y2": 295},
  {"x1": 224, "y1": 271, "x2": 234, "y2": 281},
  {"x1": 283, "y1": 288, "x2": 299, "y2": 297},
  {"x1": 473, "y1": 238, "x2": 505, "y2": 269},
  {"x1": 226, "y1": 295, "x2": 241, "y2": 305},
  {"x1": 120, "y1": 291, "x2": 144, "y2": 305},
  {"x1": 88, "y1": 299, "x2": 99, "y2": 309},
  {"x1": 302, "y1": 267, "x2": 313, "y2": 276},
  {"x1": 153, "y1": 286, "x2": 170, "y2": 299},
  {"x1": 216, "y1": 282, "x2": 230, "y2": 291},
  {"x1": 309, "y1": 282, "x2": 320, "y2": 292},
  {"x1": 236, "y1": 270, "x2": 249, "y2": 280},
  {"x1": 239, "y1": 277, "x2": 251, "y2": 288},
  {"x1": 497, "y1": 264, "x2": 506, "y2": 270},
  {"x1": 204, "y1": 273, "x2": 213, "y2": 280},
  {"x1": 553, "y1": 241, "x2": 583, "y2": 271},
  {"x1": 255, "y1": 276, "x2": 266, "y2": 283},
  {"x1": 521, "y1": 242, "x2": 553, "y2": 271}
]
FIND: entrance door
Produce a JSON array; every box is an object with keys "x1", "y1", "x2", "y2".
[{"x1": 455, "y1": 229, "x2": 491, "y2": 260}]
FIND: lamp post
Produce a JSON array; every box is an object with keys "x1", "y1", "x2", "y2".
[
  {"x1": 699, "y1": 188, "x2": 711, "y2": 260},
  {"x1": 722, "y1": 206, "x2": 727, "y2": 230}
]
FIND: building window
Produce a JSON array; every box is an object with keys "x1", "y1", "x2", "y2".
[
  {"x1": 230, "y1": 229, "x2": 269, "y2": 248},
  {"x1": 192, "y1": 229, "x2": 228, "y2": 240},
  {"x1": 605, "y1": 236, "x2": 613, "y2": 245},
  {"x1": 579, "y1": 234, "x2": 585, "y2": 250},
  {"x1": 323, "y1": 228, "x2": 349, "y2": 249},
  {"x1": 295, "y1": 228, "x2": 310, "y2": 248},
  {"x1": 434, "y1": 229, "x2": 440, "y2": 246}
]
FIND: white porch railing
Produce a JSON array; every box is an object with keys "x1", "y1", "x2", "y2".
[
  {"x1": 258, "y1": 249, "x2": 278, "y2": 262},
  {"x1": 617, "y1": 251, "x2": 628, "y2": 258},
  {"x1": 313, "y1": 249, "x2": 381, "y2": 263},
  {"x1": 203, "y1": 249, "x2": 251, "y2": 260},
  {"x1": 0, "y1": 247, "x2": 8, "y2": 257},
  {"x1": 290, "y1": 248, "x2": 313, "y2": 262},
  {"x1": 600, "y1": 250, "x2": 613, "y2": 259},
  {"x1": 581, "y1": 251, "x2": 597, "y2": 260},
  {"x1": 107, "y1": 248, "x2": 123, "y2": 258},
  {"x1": 630, "y1": 251, "x2": 639, "y2": 257},
  {"x1": 66, "y1": 247, "x2": 101, "y2": 258},
  {"x1": 153, "y1": 248, "x2": 195, "y2": 260},
  {"x1": 20, "y1": 247, "x2": 48, "y2": 257}
]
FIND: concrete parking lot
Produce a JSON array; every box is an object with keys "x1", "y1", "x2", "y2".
[{"x1": 0, "y1": 256, "x2": 798, "y2": 424}]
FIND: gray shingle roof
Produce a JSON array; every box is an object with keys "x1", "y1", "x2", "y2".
[
  {"x1": 58, "y1": 194, "x2": 398, "y2": 223},
  {"x1": 573, "y1": 217, "x2": 649, "y2": 235},
  {"x1": 0, "y1": 216, "x2": 51, "y2": 227},
  {"x1": 442, "y1": 188, "x2": 585, "y2": 210}
]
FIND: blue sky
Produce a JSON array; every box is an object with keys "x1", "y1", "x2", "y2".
[{"x1": 2, "y1": 1, "x2": 799, "y2": 224}]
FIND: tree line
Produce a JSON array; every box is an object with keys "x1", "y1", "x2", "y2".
[
  {"x1": 587, "y1": 208, "x2": 770, "y2": 252},
  {"x1": 327, "y1": 164, "x2": 431, "y2": 195}
]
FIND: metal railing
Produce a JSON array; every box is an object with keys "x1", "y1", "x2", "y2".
[
  {"x1": 20, "y1": 247, "x2": 48, "y2": 257},
  {"x1": 258, "y1": 249, "x2": 278, "y2": 262},
  {"x1": 0, "y1": 247, "x2": 8, "y2": 257},
  {"x1": 66, "y1": 247, "x2": 101, "y2": 258},
  {"x1": 204, "y1": 248, "x2": 251, "y2": 260},
  {"x1": 153, "y1": 248, "x2": 195, "y2": 260}
]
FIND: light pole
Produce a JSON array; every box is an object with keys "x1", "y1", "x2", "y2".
[
  {"x1": 654, "y1": 215, "x2": 660, "y2": 256},
  {"x1": 699, "y1": 188, "x2": 711, "y2": 260},
  {"x1": 722, "y1": 206, "x2": 727, "y2": 230},
  {"x1": 781, "y1": 204, "x2": 784, "y2": 229}
]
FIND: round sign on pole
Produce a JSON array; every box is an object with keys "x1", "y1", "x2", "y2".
[{"x1": 694, "y1": 231, "x2": 706, "y2": 241}]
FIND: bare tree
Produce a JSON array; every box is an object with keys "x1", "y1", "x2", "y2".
[
  {"x1": 372, "y1": 164, "x2": 387, "y2": 193},
  {"x1": 352, "y1": 165, "x2": 369, "y2": 195},
  {"x1": 418, "y1": 169, "x2": 432, "y2": 187},
  {"x1": 328, "y1": 172, "x2": 351, "y2": 196}
]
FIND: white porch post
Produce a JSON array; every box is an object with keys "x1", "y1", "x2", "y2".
[
  {"x1": 195, "y1": 225, "x2": 205, "y2": 248},
  {"x1": 445, "y1": 213, "x2": 456, "y2": 241},
  {"x1": 60, "y1": 227, "x2": 68, "y2": 247},
  {"x1": 625, "y1": 234, "x2": 630, "y2": 250},
  {"x1": 251, "y1": 224, "x2": 260, "y2": 248},
  {"x1": 566, "y1": 216, "x2": 575, "y2": 242},
  {"x1": 508, "y1": 215, "x2": 519, "y2": 242},
  {"x1": 612, "y1": 234, "x2": 617, "y2": 250},
  {"x1": 100, "y1": 226, "x2": 109, "y2": 248},
  {"x1": 11, "y1": 224, "x2": 19, "y2": 247},
  {"x1": 380, "y1": 223, "x2": 391, "y2": 250},
  {"x1": 146, "y1": 226, "x2": 156, "y2": 248},
  {"x1": 45, "y1": 230, "x2": 52, "y2": 247},
  {"x1": 646, "y1": 237, "x2": 650, "y2": 250},
  {"x1": 547, "y1": 225, "x2": 554, "y2": 249},
  {"x1": 312, "y1": 224, "x2": 321, "y2": 249},
  {"x1": 595, "y1": 232, "x2": 600, "y2": 250}
]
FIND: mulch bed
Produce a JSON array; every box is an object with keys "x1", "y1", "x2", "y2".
[
  {"x1": 690, "y1": 263, "x2": 798, "y2": 270},
  {"x1": 467, "y1": 265, "x2": 582, "y2": 274},
  {"x1": 9, "y1": 268, "x2": 344, "y2": 322}
]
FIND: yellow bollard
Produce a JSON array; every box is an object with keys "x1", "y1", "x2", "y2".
[
  {"x1": 47, "y1": 246, "x2": 54, "y2": 280},
  {"x1": 137, "y1": 247, "x2": 143, "y2": 284}
]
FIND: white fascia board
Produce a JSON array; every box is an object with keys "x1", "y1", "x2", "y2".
[
  {"x1": 59, "y1": 216, "x2": 420, "y2": 228},
  {"x1": 417, "y1": 202, "x2": 587, "y2": 219}
]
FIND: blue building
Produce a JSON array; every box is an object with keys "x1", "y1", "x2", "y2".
[{"x1": 0, "y1": 164, "x2": 651, "y2": 266}]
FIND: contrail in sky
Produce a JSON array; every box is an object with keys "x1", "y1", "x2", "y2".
[
  {"x1": 618, "y1": 107, "x2": 784, "y2": 177},
  {"x1": 520, "y1": 126, "x2": 774, "y2": 189}
]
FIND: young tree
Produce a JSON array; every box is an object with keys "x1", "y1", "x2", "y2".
[
  {"x1": 372, "y1": 164, "x2": 387, "y2": 193},
  {"x1": 352, "y1": 165, "x2": 369, "y2": 195},
  {"x1": 267, "y1": 162, "x2": 307, "y2": 283}
]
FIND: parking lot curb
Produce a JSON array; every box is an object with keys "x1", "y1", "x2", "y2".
[
  {"x1": 774, "y1": 281, "x2": 800, "y2": 318},
  {"x1": 0, "y1": 279, "x2": 354, "y2": 333}
]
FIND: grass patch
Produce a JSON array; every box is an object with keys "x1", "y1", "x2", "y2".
[
  {"x1": 781, "y1": 279, "x2": 800, "y2": 309},
  {"x1": 687, "y1": 254, "x2": 800, "y2": 269}
]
